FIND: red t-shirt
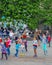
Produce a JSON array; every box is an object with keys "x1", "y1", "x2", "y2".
[
  {"x1": 0, "y1": 38, "x2": 2, "y2": 43},
  {"x1": 48, "y1": 36, "x2": 51, "y2": 42},
  {"x1": 5, "y1": 41, "x2": 9, "y2": 48},
  {"x1": 22, "y1": 35, "x2": 27, "y2": 39}
]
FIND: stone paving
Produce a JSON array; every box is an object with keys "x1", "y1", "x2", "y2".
[{"x1": 0, "y1": 40, "x2": 52, "y2": 65}]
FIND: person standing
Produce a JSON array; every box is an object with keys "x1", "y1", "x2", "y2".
[
  {"x1": 23, "y1": 39, "x2": 28, "y2": 52},
  {"x1": 0, "y1": 42, "x2": 8, "y2": 60},
  {"x1": 33, "y1": 37, "x2": 38, "y2": 57},
  {"x1": 47, "y1": 34, "x2": 51, "y2": 47},
  {"x1": 4, "y1": 38, "x2": 10, "y2": 56},
  {"x1": 41, "y1": 33, "x2": 48, "y2": 55},
  {"x1": 9, "y1": 30, "x2": 14, "y2": 43}
]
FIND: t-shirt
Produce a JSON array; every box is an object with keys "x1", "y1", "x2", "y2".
[
  {"x1": 5, "y1": 41, "x2": 9, "y2": 48},
  {"x1": 33, "y1": 40, "x2": 38, "y2": 46},
  {"x1": 9, "y1": 32, "x2": 14, "y2": 37},
  {"x1": 8, "y1": 39, "x2": 11, "y2": 45},
  {"x1": 0, "y1": 38, "x2": 2, "y2": 43},
  {"x1": 22, "y1": 35, "x2": 27, "y2": 39},
  {"x1": 15, "y1": 44, "x2": 21, "y2": 50},
  {"x1": 48, "y1": 36, "x2": 51, "y2": 42}
]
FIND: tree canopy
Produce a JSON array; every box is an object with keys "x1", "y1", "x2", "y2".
[{"x1": 0, "y1": 0, "x2": 52, "y2": 29}]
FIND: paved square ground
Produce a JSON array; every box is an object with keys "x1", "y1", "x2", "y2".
[{"x1": 0, "y1": 41, "x2": 52, "y2": 65}]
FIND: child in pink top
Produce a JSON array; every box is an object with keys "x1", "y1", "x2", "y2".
[{"x1": 8, "y1": 37, "x2": 11, "y2": 47}]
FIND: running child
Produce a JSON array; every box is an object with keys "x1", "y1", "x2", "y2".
[{"x1": 15, "y1": 40, "x2": 21, "y2": 57}]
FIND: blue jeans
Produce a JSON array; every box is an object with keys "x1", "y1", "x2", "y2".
[
  {"x1": 15, "y1": 49, "x2": 18, "y2": 57},
  {"x1": 7, "y1": 48, "x2": 10, "y2": 55}
]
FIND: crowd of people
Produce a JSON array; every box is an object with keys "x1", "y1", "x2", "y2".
[
  {"x1": 0, "y1": 27, "x2": 52, "y2": 60},
  {"x1": 0, "y1": 27, "x2": 28, "y2": 60},
  {"x1": 33, "y1": 30, "x2": 51, "y2": 57}
]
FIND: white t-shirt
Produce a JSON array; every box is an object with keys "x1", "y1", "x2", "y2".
[
  {"x1": 9, "y1": 32, "x2": 14, "y2": 37},
  {"x1": 33, "y1": 40, "x2": 38, "y2": 46}
]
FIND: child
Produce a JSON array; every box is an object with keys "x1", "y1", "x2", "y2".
[
  {"x1": 4, "y1": 38, "x2": 10, "y2": 56},
  {"x1": 7, "y1": 37, "x2": 11, "y2": 55},
  {"x1": 19, "y1": 41, "x2": 25, "y2": 56},
  {"x1": 47, "y1": 35, "x2": 51, "y2": 47},
  {"x1": 33, "y1": 37, "x2": 38, "y2": 57},
  {"x1": 23, "y1": 39, "x2": 28, "y2": 52},
  {"x1": 15, "y1": 40, "x2": 21, "y2": 57},
  {"x1": 0, "y1": 43, "x2": 8, "y2": 60},
  {"x1": 41, "y1": 33, "x2": 48, "y2": 55},
  {"x1": 7, "y1": 37, "x2": 11, "y2": 47}
]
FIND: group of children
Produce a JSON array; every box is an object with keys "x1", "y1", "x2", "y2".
[
  {"x1": 0, "y1": 37, "x2": 11, "y2": 60},
  {"x1": 0, "y1": 30, "x2": 52, "y2": 60},
  {"x1": 0, "y1": 36, "x2": 28, "y2": 60},
  {"x1": 14, "y1": 37, "x2": 28, "y2": 57},
  {"x1": 33, "y1": 31, "x2": 51, "y2": 57}
]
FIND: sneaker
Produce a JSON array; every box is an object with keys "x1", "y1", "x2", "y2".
[
  {"x1": 14, "y1": 54, "x2": 18, "y2": 57},
  {"x1": 33, "y1": 55, "x2": 37, "y2": 57}
]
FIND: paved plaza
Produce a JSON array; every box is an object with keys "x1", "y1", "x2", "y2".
[{"x1": 0, "y1": 40, "x2": 52, "y2": 65}]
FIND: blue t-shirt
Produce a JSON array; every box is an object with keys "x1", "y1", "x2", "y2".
[{"x1": 15, "y1": 44, "x2": 21, "y2": 50}]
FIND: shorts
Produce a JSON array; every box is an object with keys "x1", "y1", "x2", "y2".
[{"x1": 33, "y1": 45, "x2": 37, "y2": 49}]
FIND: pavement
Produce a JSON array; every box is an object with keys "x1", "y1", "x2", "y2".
[{"x1": 0, "y1": 40, "x2": 52, "y2": 65}]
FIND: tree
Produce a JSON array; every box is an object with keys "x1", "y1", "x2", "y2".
[{"x1": 0, "y1": 0, "x2": 52, "y2": 29}]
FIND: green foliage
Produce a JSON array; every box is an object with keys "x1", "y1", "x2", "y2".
[{"x1": 0, "y1": 0, "x2": 52, "y2": 29}]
